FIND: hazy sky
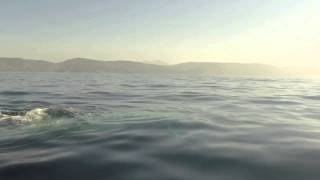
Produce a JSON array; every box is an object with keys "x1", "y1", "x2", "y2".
[{"x1": 0, "y1": 0, "x2": 319, "y2": 67}]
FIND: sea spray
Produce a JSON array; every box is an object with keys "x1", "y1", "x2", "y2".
[{"x1": 0, "y1": 108, "x2": 74, "y2": 123}]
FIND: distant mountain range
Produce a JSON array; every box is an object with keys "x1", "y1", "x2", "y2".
[{"x1": 0, "y1": 57, "x2": 313, "y2": 77}]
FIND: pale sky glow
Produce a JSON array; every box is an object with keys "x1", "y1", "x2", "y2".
[{"x1": 0, "y1": 0, "x2": 319, "y2": 67}]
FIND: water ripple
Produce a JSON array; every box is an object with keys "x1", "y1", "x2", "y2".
[{"x1": 0, "y1": 73, "x2": 320, "y2": 180}]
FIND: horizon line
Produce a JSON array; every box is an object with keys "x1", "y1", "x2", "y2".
[{"x1": 0, "y1": 56, "x2": 279, "y2": 67}]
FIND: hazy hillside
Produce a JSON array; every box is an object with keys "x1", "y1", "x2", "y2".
[
  {"x1": 56, "y1": 58, "x2": 168, "y2": 73},
  {"x1": 172, "y1": 62, "x2": 282, "y2": 75},
  {"x1": 0, "y1": 57, "x2": 286, "y2": 76},
  {"x1": 0, "y1": 58, "x2": 53, "y2": 72}
]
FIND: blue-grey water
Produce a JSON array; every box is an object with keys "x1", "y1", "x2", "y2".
[{"x1": 0, "y1": 73, "x2": 320, "y2": 180}]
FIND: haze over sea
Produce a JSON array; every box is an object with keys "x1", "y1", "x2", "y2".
[{"x1": 1, "y1": 72, "x2": 320, "y2": 180}]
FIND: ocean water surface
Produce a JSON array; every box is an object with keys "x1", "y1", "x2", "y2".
[{"x1": 0, "y1": 72, "x2": 320, "y2": 180}]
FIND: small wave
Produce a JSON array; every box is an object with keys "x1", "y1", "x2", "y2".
[
  {"x1": 0, "y1": 91, "x2": 31, "y2": 96},
  {"x1": 148, "y1": 84, "x2": 170, "y2": 88},
  {"x1": 87, "y1": 91, "x2": 112, "y2": 95},
  {"x1": 301, "y1": 95, "x2": 320, "y2": 101},
  {"x1": 0, "y1": 91, "x2": 49, "y2": 96},
  {"x1": 249, "y1": 99, "x2": 301, "y2": 105},
  {"x1": 0, "y1": 107, "x2": 75, "y2": 124},
  {"x1": 120, "y1": 84, "x2": 139, "y2": 88}
]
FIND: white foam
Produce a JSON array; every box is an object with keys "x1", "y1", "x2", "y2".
[
  {"x1": 23, "y1": 108, "x2": 49, "y2": 122},
  {"x1": 0, "y1": 108, "x2": 49, "y2": 122}
]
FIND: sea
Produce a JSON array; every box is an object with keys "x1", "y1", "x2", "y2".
[{"x1": 0, "y1": 72, "x2": 320, "y2": 180}]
